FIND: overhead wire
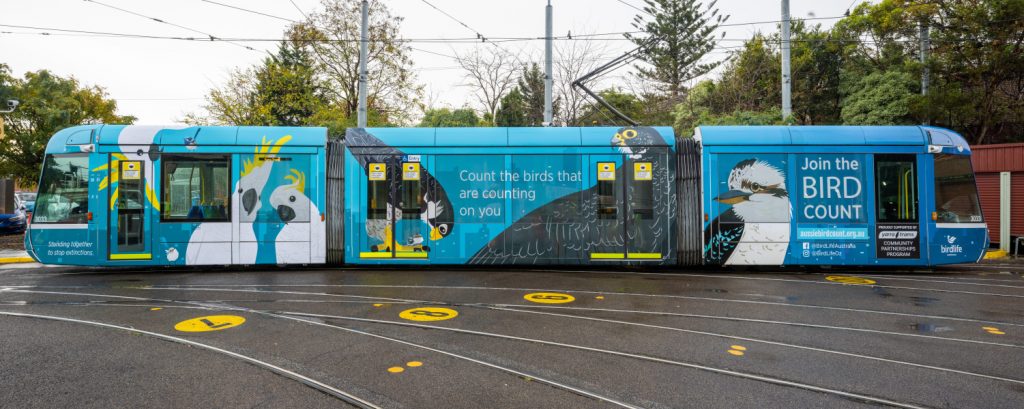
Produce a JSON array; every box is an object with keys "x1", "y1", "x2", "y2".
[{"x1": 82, "y1": 0, "x2": 262, "y2": 53}]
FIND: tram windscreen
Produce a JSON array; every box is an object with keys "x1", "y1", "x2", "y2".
[
  {"x1": 33, "y1": 155, "x2": 90, "y2": 224},
  {"x1": 933, "y1": 154, "x2": 983, "y2": 223}
]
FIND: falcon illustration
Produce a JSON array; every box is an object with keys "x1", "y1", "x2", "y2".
[
  {"x1": 469, "y1": 126, "x2": 673, "y2": 265},
  {"x1": 703, "y1": 159, "x2": 791, "y2": 265},
  {"x1": 345, "y1": 129, "x2": 454, "y2": 253}
]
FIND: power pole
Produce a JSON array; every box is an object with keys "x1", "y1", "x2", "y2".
[
  {"x1": 543, "y1": 0, "x2": 553, "y2": 126},
  {"x1": 780, "y1": 0, "x2": 791, "y2": 121},
  {"x1": 357, "y1": 0, "x2": 369, "y2": 128}
]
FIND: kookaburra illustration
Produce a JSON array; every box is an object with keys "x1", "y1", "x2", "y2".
[
  {"x1": 704, "y1": 159, "x2": 791, "y2": 265},
  {"x1": 345, "y1": 129, "x2": 454, "y2": 252},
  {"x1": 470, "y1": 126, "x2": 673, "y2": 264}
]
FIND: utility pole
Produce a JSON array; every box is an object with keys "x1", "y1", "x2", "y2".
[
  {"x1": 780, "y1": 0, "x2": 791, "y2": 121},
  {"x1": 543, "y1": 0, "x2": 553, "y2": 126},
  {"x1": 357, "y1": 0, "x2": 369, "y2": 128}
]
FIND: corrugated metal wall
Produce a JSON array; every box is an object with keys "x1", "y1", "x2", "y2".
[
  {"x1": 976, "y1": 173, "x2": 1001, "y2": 244},
  {"x1": 972, "y1": 143, "x2": 1024, "y2": 246}
]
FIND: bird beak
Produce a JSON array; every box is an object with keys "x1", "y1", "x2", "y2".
[
  {"x1": 430, "y1": 226, "x2": 443, "y2": 241},
  {"x1": 715, "y1": 190, "x2": 751, "y2": 205}
]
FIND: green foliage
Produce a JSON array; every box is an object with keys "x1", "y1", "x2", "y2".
[
  {"x1": 253, "y1": 41, "x2": 328, "y2": 126},
  {"x1": 495, "y1": 88, "x2": 526, "y2": 127},
  {"x1": 0, "y1": 65, "x2": 134, "y2": 185},
  {"x1": 418, "y1": 108, "x2": 480, "y2": 127},
  {"x1": 841, "y1": 71, "x2": 919, "y2": 125},
  {"x1": 579, "y1": 88, "x2": 646, "y2": 126},
  {"x1": 627, "y1": 0, "x2": 728, "y2": 98}
]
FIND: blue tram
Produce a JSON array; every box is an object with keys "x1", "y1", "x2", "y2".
[{"x1": 26, "y1": 125, "x2": 987, "y2": 267}]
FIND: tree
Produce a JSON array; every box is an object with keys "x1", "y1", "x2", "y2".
[
  {"x1": 627, "y1": 0, "x2": 728, "y2": 99},
  {"x1": 554, "y1": 40, "x2": 606, "y2": 126},
  {"x1": 841, "y1": 71, "x2": 918, "y2": 125},
  {"x1": 418, "y1": 108, "x2": 480, "y2": 127},
  {"x1": 494, "y1": 88, "x2": 526, "y2": 127},
  {"x1": 0, "y1": 66, "x2": 134, "y2": 185},
  {"x1": 291, "y1": 0, "x2": 422, "y2": 125},
  {"x1": 517, "y1": 63, "x2": 560, "y2": 126},
  {"x1": 578, "y1": 88, "x2": 646, "y2": 126},
  {"x1": 253, "y1": 40, "x2": 329, "y2": 126},
  {"x1": 455, "y1": 48, "x2": 519, "y2": 126}
]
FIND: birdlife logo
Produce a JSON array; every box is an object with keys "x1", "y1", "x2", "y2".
[{"x1": 941, "y1": 235, "x2": 963, "y2": 254}]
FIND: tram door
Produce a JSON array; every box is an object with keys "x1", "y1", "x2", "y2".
[
  {"x1": 588, "y1": 155, "x2": 664, "y2": 262},
  {"x1": 108, "y1": 157, "x2": 151, "y2": 261},
  {"x1": 362, "y1": 157, "x2": 430, "y2": 260}
]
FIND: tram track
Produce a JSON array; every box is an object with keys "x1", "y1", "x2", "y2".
[
  {"x1": 0, "y1": 310, "x2": 380, "y2": 409},
  {"x1": 0, "y1": 288, "x2": 643, "y2": 408},
  {"x1": 0, "y1": 294, "x2": 923, "y2": 409},
  {"x1": 143, "y1": 283, "x2": 1024, "y2": 328},
  {"x1": 4, "y1": 286, "x2": 1023, "y2": 400}
]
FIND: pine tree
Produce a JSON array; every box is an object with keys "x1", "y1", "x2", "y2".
[{"x1": 627, "y1": 0, "x2": 728, "y2": 99}]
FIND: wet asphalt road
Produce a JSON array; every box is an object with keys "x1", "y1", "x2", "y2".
[{"x1": 1, "y1": 264, "x2": 1023, "y2": 409}]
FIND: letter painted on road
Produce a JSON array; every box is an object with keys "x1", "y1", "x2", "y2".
[
  {"x1": 174, "y1": 315, "x2": 246, "y2": 332},
  {"x1": 399, "y1": 307, "x2": 458, "y2": 322}
]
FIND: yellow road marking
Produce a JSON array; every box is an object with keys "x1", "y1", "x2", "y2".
[
  {"x1": 987, "y1": 330, "x2": 1006, "y2": 335},
  {"x1": 731, "y1": 345, "x2": 747, "y2": 351},
  {"x1": 174, "y1": 315, "x2": 245, "y2": 332},
  {"x1": 982, "y1": 326, "x2": 999, "y2": 331},
  {"x1": 595, "y1": 296, "x2": 605, "y2": 300},
  {"x1": 524, "y1": 292, "x2": 575, "y2": 304},
  {"x1": 149, "y1": 307, "x2": 162, "y2": 311},
  {"x1": 728, "y1": 350, "x2": 745, "y2": 356},
  {"x1": 407, "y1": 361, "x2": 423, "y2": 367},
  {"x1": 399, "y1": 307, "x2": 458, "y2": 322},
  {"x1": 373, "y1": 303, "x2": 384, "y2": 307},
  {"x1": 825, "y1": 275, "x2": 876, "y2": 285},
  {"x1": 388, "y1": 366, "x2": 404, "y2": 373},
  {"x1": 0, "y1": 257, "x2": 35, "y2": 264}
]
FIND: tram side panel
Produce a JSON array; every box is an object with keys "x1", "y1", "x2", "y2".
[{"x1": 343, "y1": 127, "x2": 678, "y2": 266}]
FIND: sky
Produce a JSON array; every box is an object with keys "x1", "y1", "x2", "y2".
[{"x1": 1, "y1": 0, "x2": 861, "y2": 124}]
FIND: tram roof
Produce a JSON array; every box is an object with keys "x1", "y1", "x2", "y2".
[
  {"x1": 355, "y1": 126, "x2": 676, "y2": 147},
  {"x1": 697, "y1": 125, "x2": 970, "y2": 152},
  {"x1": 45, "y1": 125, "x2": 328, "y2": 154}
]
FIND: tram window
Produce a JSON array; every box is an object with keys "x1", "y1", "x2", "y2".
[
  {"x1": 161, "y1": 156, "x2": 230, "y2": 222},
  {"x1": 401, "y1": 163, "x2": 423, "y2": 220},
  {"x1": 631, "y1": 162, "x2": 654, "y2": 219},
  {"x1": 368, "y1": 163, "x2": 388, "y2": 220},
  {"x1": 875, "y1": 155, "x2": 918, "y2": 223},
  {"x1": 934, "y1": 154, "x2": 983, "y2": 223},
  {"x1": 33, "y1": 154, "x2": 90, "y2": 224},
  {"x1": 597, "y1": 162, "x2": 617, "y2": 219}
]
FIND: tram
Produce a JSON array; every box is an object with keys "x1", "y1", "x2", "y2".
[{"x1": 26, "y1": 125, "x2": 987, "y2": 267}]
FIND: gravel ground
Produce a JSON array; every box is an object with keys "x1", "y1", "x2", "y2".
[{"x1": 0, "y1": 233, "x2": 24, "y2": 250}]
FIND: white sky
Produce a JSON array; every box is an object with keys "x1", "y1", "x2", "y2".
[{"x1": 1, "y1": 0, "x2": 858, "y2": 124}]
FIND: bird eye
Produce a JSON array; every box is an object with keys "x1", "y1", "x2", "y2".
[
  {"x1": 751, "y1": 183, "x2": 763, "y2": 192},
  {"x1": 289, "y1": 196, "x2": 296, "y2": 202},
  {"x1": 439, "y1": 225, "x2": 448, "y2": 234}
]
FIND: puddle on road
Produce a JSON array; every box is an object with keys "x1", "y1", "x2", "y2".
[{"x1": 910, "y1": 323, "x2": 953, "y2": 333}]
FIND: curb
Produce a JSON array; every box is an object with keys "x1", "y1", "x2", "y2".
[
  {"x1": 0, "y1": 257, "x2": 35, "y2": 264},
  {"x1": 983, "y1": 250, "x2": 1008, "y2": 260}
]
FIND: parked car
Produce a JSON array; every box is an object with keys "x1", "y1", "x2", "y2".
[
  {"x1": 15, "y1": 192, "x2": 35, "y2": 223},
  {"x1": 0, "y1": 197, "x2": 27, "y2": 234}
]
